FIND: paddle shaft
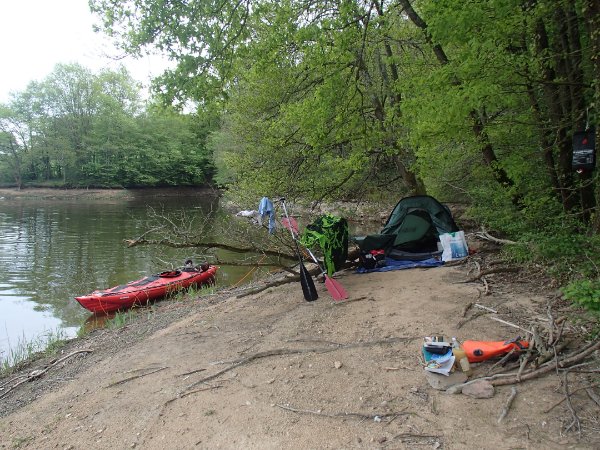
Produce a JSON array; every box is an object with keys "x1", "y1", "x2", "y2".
[{"x1": 280, "y1": 199, "x2": 318, "y2": 302}]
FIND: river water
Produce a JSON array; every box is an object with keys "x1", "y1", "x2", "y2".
[{"x1": 0, "y1": 189, "x2": 266, "y2": 362}]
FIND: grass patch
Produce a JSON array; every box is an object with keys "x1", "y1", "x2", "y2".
[
  {"x1": 0, "y1": 328, "x2": 68, "y2": 376},
  {"x1": 106, "y1": 310, "x2": 136, "y2": 329}
]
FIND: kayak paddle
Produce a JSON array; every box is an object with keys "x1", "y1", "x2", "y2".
[
  {"x1": 280, "y1": 199, "x2": 318, "y2": 302},
  {"x1": 305, "y1": 247, "x2": 348, "y2": 301}
]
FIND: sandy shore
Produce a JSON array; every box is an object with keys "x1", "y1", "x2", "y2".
[{"x1": 1, "y1": 259, "x2": 597, "y2": 449}]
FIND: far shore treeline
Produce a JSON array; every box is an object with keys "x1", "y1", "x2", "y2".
[
  {"x1": 1, "y1": 1, "x2": 600, "y2": 311},
  {"x1": 0, "y1": 64, "x2": 217, "y2": 189}
]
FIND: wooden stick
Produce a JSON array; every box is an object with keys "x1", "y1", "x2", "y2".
[
  {"x1": 492, "y1": 340, "x2": 600, "y2": 386},
  {"x1": 275, "y1": 403, "x2": 413, "y2": 421},
  {"x1": 586, "y1": 387, "x2": 600, "y2": 407},
  {"x1": 475, "y1": 303, "x2": 498, "y2": 313},
  {"x1": 463, "y1": 267, "x2": 519, "y2": 283},
  {"x1": 497, "y1": 387, "x2": 517, "y2": 423},
  {"x1": 562, "y1": 370, "x2": 581, "y2": 436},
  {"x1": 485, "y1": 349, "x2": 516, "y2": 376},
  {"x1": 0, "y1": 349, "x2": 93, "y2": 399},
  {"x1": 457, "y1": 310, "x2": 488, "y2": 328},
  {"x1": 462, "y1": 301, "x2": 474, "y2": 317},
  {"x1": 543, "y1": 383, "x2": 600, "y2": 413},
  {"x1": 488, "y1": 316, "x2": 533, "y2": 334},
  {"x1": 105, "y1": 366, "x2": 168, "y2": 388}
]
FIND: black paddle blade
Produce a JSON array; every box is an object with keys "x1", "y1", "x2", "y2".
[{"x1": 299, "y1": 264, "x2": 318, "y2": 302}]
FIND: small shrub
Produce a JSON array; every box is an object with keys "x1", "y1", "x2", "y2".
[{"x1": 562, "y1": 279, "x2": 600, "y2": 313}]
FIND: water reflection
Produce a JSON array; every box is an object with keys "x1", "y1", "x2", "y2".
[{"x1": 0, "y1": 189, "x2": 233, "y2": 360}]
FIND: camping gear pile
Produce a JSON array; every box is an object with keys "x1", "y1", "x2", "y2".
[
  {"x1": 354, "y1": 195, "x2": 468, "y2": 270},
  {"x1": 254, "y1": 197, "x2": 349, "y2": 302},
  {"x1": 252, "y1": 194, "x2": 467, "y2": 300},
  {"x1": 422, "y1": 335, "x2": 530, "y2": 389}
]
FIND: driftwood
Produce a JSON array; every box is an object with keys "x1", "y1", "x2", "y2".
[{"x1": 0, "y1": 350, "x2": 93, "y2": 399}]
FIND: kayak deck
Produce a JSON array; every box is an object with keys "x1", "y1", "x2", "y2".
[{"x1": 75, "y1": 266, "x2": 217, "y2": 314}]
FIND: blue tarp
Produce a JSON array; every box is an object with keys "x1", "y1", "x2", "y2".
[{"x1": 356, "y1": 257, "x2": 443, "y2": 274}]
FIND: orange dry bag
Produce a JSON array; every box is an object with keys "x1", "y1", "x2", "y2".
[{"x1": 462, "y1": 338, "x2": 529, "y2": 363}]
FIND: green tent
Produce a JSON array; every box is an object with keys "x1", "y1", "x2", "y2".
[{"x1": 355, "y1": 195, "x2": 459, "y2": 259}]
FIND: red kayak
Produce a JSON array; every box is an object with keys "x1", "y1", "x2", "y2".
[{"x1": 75, "y1": 266, "x2": 218, "y2": 314}]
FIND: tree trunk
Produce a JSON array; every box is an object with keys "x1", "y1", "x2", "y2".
[{"x1": 398, "y1": 0, "x2": 515, "y2": 194}]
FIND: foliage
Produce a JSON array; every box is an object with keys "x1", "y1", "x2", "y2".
[
  {"x1": 0, "y1": 64, "x2": 216, "y2": 188},
  {"x1": 106, "y1": 310, "x2": 136, "y2": 329},
  {"x1": 562, "y1": 280, "x2": 600, "y2": 313},
  {"x1": 83, "y1": 0, "x2": 600, "y2": 309}
]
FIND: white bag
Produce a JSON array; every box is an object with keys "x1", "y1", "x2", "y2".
[{"x1": 439, "y1": 231, "x2": 469, "y2": 262}]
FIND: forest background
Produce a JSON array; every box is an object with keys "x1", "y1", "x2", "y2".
[{"x1": 1, "y1": 0, "x2": 599, "y2": 313}]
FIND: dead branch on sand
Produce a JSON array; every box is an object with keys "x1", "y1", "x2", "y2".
[
  {"x1": 497, "y1": 386, "x2": 518, "y2": 423},
  {"x1": 0, "y1": 350, "x2": 93, "y2": 399},
  {"x1": 105, "y1": 366, "x2": 168, "y2": 388},
  {"x1": 275, "y1": 403, "x2": 413, "y2": 421},
  {"x1": 181, "y1": 337, "x2": 417, "y2": 393}
]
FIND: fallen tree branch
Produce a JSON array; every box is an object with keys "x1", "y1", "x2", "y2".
[
  {"x1": 488, "y1": 316, "x2": 533, "y2": 335},
  {"x1": 474, "y1": 231, "x2": 517, "y2": 245},
  {"x1": 0, "y1": 349, "x2": 93, "y2": 399},
  {"x1": 461, "y1": 301, "x2": 474, "y2": 317},
  {"x1": 475, "y1": 303, "x2": 498, "y2": 314},
  {"x1": 486, "y1": 349, "x2": 516, "y2": 376},
  {"x1": 457, "y1": 310, "x2": 489, "y2": 328},
  {"x1": 105, "y1": 366, "x2": 168, "y2": 388},
  {"x1": 275, "y1": 403, "x2": 412, "y2": 421},
  {"x1": 544, "y1": 383, "x2": 600, "y2": 413},
  {"x1": 491, "y1": 340, "x2": 600, "y2": 386},
  {"x1": 164, "y1": 384, "x2": 222, "y2": 407},
  {"x1": 562, "y1": 370, "x2": 581, "y2": 436},
  {"x1": 182, "y1": 337, "x2": 416, "y2": 393},
  {"x1": 586, "y1": 387, "x2": 600, "y2": 407},
  {"x1": 235, "y1": 275, "x2": 301, "y2": 298},
  {"x1": 236, "y1": 267, "x2": 322, "y2": 298},
  {"x1": 448, "y1": 341, "x2": 600, "y2": 392},
  {"x1": 125, "y1": 238, "x2": 292, "y2": 260}
]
